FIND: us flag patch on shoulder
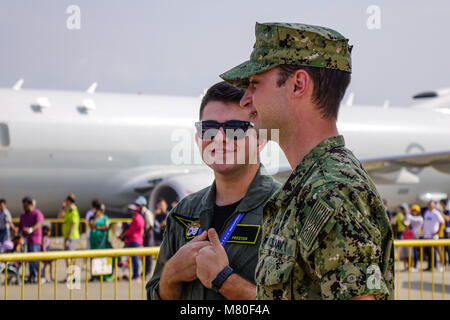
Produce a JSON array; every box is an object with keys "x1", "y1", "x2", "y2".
[{"x1": 299, "y1": 199, "x2": 335, "y2": 252}]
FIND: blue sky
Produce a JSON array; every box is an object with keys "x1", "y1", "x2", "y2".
[{"x1": 1, "y1": 0, "x2": 449, "y2": 106}]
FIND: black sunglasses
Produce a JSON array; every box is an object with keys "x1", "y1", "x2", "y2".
[{"x1": 195, "y1": 120, "x2": 254, "y2": 140}]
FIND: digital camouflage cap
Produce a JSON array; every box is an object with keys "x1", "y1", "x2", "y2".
[{"x1": 220, "y1": 22, "x2": 353, "y2": 88}]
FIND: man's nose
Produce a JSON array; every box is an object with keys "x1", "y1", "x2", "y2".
[
  {"x1": 213, "y1": 126, "x2": 227, "y2": 142},
  {"x1": 240, "y1": 89, "x2": 252, "y2": 108}
]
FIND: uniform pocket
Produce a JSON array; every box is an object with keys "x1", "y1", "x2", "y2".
[
  {"x1": 255, "y1": 253, "x2": 295, "y2": 286},
  {"x1": 256, "y1": 233, "x2": 296, "y2": 287}
]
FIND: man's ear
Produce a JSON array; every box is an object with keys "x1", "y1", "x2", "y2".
[
  {"x1": 194, "y1": 132, "x2": 201, "y2": 151},
  {"x1": 292, "y1": 69, "x2": 310, "y2": 99}
]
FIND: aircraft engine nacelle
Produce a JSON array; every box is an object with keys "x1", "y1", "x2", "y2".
[{"x1": 148, "y1": 171, "x2": 214, "y2": 212}]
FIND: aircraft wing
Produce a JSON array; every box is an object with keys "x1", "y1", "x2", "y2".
[
  {"x1": 361, "y1": 151, "x2": 450, "y2": 174},
  {"x1": 360, "y1": 151, "x2": 450, "y2": 184},
  {"x1": 269, "y1": 151, "x2": 450, "y2": 185}
]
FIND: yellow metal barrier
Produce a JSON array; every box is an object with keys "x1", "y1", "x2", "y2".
[
  {"x1": 2, "y1": 239, "x2": 450, "y2": 300},
  {"x1": 394, "y1": 239, "x2": 450, "y2": 300},
  {"x1": 0, "y1": 247, "x2": 159, "y2": 300}
]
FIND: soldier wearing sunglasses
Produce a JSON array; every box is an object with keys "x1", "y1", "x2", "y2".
[{"x1": 147, "y1": 81, "x2": 280, "y2": 300}]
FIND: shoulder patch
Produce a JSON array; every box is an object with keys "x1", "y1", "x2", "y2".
[
  {"x1": 299, "y1": 199, "x2": 336, "y2": 252},
  {"x1": 172, "y1": 213, "x2": 202, "y2": 240}
]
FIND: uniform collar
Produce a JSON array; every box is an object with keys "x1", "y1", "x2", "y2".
[{"x1": 275, "y1": 135, "x2": 345, "y2": 206}]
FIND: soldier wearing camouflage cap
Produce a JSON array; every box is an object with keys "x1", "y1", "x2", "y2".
[{"x1": 221, "y1": 22, "x2": 395, "y2": 300}]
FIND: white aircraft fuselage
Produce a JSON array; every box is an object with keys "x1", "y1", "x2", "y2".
[{"x1": 0, "y1": 87, "x2": 449, "y2": 217}]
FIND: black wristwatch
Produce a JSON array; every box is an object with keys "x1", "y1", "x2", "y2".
[{"x1": 211, "y1": 266, "x2": 234, "y2": 293}]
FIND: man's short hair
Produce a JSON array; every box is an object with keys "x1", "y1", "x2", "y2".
[
  {"x1": 277, "y1": 64, "x2": 351, "y2": 119},
  {"x1": 199, "y1": 81, "x2": 245, "y2": 119},
  {"x1": 93, "y1": 202, "x2": 105, "y2": 211},
  {"x1": 91, "y1": 198, "x2": 101, "y2": 208},
  {"x1": 0, "y1": 199, "x2": 5, "y2": 205},
  {"x1": 66, "y1": 193, "x2": 76, "y2": 203},
  {"x1": 22, "y1": 196, "x2": 34, "y2": 204}
]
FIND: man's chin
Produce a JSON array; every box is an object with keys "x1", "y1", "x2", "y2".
[{"x1": 209, "y1": 162, "x2": 245, "y2": 175}]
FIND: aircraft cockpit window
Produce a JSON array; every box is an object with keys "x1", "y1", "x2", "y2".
[{"x1": 0, "y1": 123, "x2": 10, "y2": 147}]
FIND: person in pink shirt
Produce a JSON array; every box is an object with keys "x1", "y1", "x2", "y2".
[
  {"x1": 401, "y1": 221, "x2": 415, "y2": 270},
  {"x1": 18, "y1": 196, "x2": 44, "y2": 283},
  {"x1": 119, "y1": 204, "x2": 145, "y2": 281}
]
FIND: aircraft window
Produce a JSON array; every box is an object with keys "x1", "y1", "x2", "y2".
[{"x1": 0, "y1": 123, "x2": 10, "y2": 147}]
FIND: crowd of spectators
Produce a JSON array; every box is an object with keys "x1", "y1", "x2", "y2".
[
  {"x1": 387, "y1": 199, "x2": 450, "y2": 272},
  {"x1": 2, "y1": 194, "x2": 450, "y2": 282},
  {"x1": 0, "y1": 194, "x2": 170, "y2": 284}
]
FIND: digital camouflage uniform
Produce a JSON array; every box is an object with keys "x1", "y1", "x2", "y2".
[
  {"x1": 146, "y1": 165, "x2": 280, "y2": 300},
  {"x1": 255, "y1": 136, "x2": 394, "y2": 299},
  {"x1": 220, "y1": 23, "x2": 395, "y2": 300}
]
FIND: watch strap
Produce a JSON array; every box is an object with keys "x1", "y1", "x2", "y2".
[{"x1": 211, "y1": 265, "x2": 234, "y2": 292}]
